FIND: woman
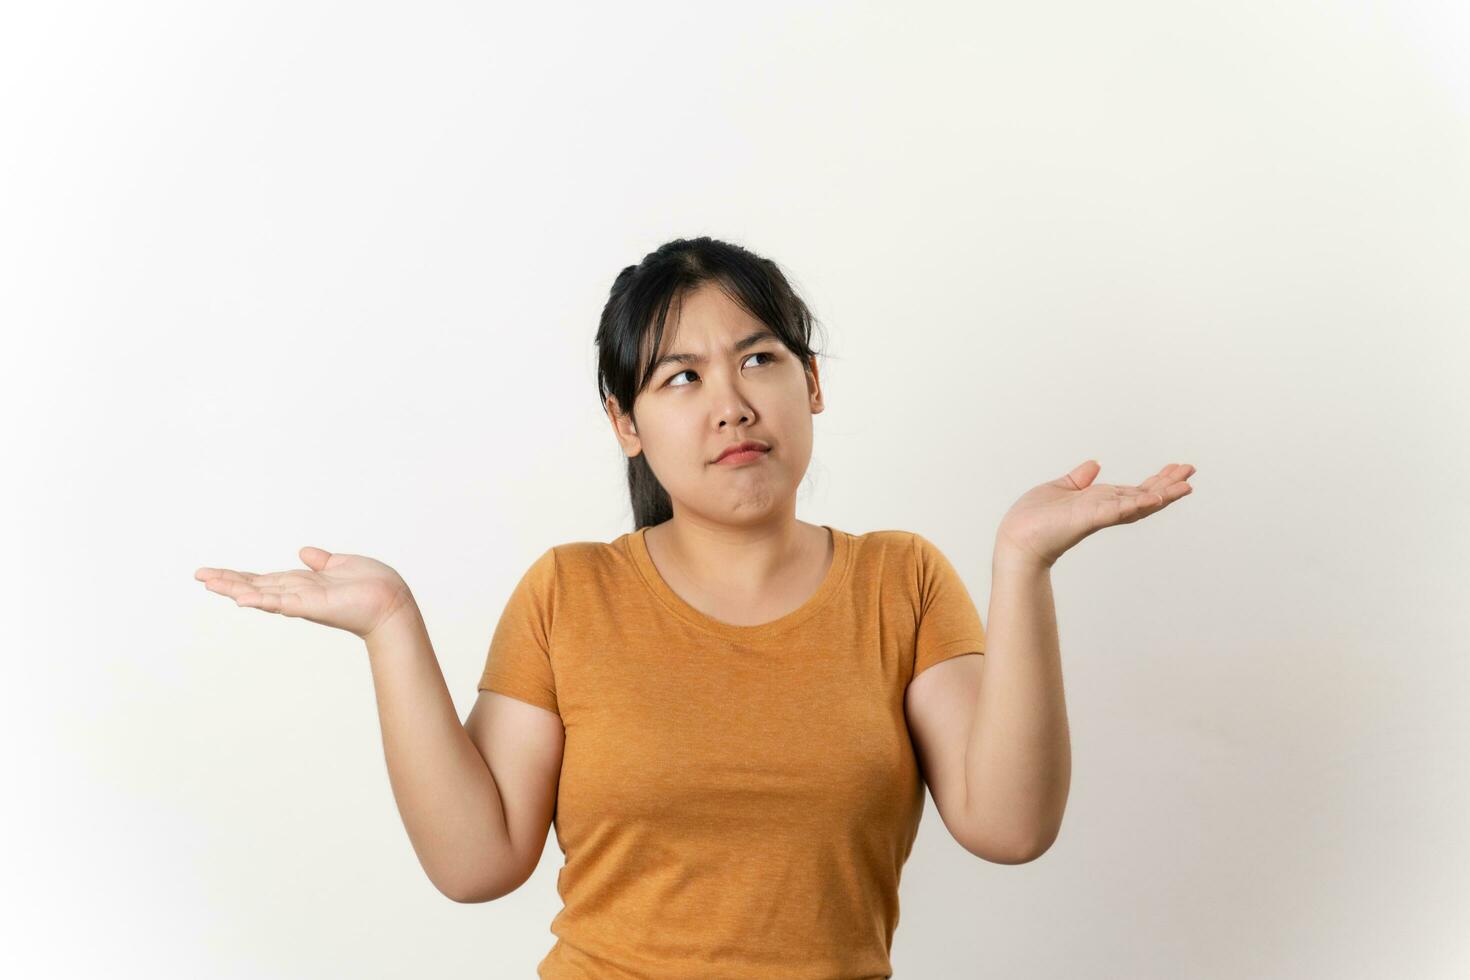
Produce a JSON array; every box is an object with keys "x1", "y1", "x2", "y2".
[{"x1": 195, "y1": 236, "x2": 1194, "y2": 978}]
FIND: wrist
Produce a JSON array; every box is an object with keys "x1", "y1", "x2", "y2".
[
  {"x1": 992, "y1": 540, "x2": 1052, "y2": 576},
  {"x1": 362, "y1": 592, "x2": 425, "y2": 651}
]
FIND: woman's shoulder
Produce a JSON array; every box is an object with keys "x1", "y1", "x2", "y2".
[
  {"x1": 844, "y1": 527, "x2": 972, "y2": 581},
  {"x1": 540, "y1": 534, "x2": 639, "y2": 577},
  {"x1": 835, "y1": 527, "x2": 928, "y2": 577},
  {"x1": 849, "y1": 526, "x2": 920, "y2": 543},
  {"x1": 844, "y1": 526, "x2": 923, "y2": 552}
]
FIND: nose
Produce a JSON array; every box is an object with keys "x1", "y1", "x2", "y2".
[{"x1": 708, "y1": 372, "x2": 757, "y2": 431}]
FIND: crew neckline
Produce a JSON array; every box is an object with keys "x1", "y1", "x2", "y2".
[{"x1": 626, "y1": 523, "x2": 852, "y2": 641}]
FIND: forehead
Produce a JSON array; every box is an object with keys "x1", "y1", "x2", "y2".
[{"x1": 640, "y1": 282, "x2": 770, "y2": 360}]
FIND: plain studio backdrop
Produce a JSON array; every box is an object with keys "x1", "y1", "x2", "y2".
[{"x1": 3, "y1": 1, "x2": 1467, "y2": 977}]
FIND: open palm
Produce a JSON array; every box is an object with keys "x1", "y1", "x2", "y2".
[
  {"x1": 997, "y1": 460, "x2": 1196, "y2": 568},
  {"x1": 194, "y1": 547, "x2": 414, "y2": 640}
]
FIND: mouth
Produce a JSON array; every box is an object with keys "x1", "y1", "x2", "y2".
[{"x1": 713, "y1": 441, "x2": 772, "y2": 464}]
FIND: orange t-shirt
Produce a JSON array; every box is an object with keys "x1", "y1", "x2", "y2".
[{"x1": 478, "y1": 524, "x2": 987, "y2": 979}]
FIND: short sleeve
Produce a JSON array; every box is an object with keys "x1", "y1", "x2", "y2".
[
  {"x1": 478, "y1": 546, "x2": 559, "y2": 716},
  {"x1": 911, "y1": 532, "x2": 987, "y2": 682}
]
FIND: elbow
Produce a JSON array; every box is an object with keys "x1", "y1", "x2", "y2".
[
  {"x1": 438, "y1": 869, "x2": 527, "y2": 904},
  {"x1": 960, "y1": 822, "x2": 1060, "y2": 865},
  {"x1": 1006, "y1": 826, "x2": 1061, "y2": 865},
  {"x1": 449, "y1": 879, "x2": 524, "y2": 904},
  {"x1": 970, "y1": 840, "x2": 1044, "y2": 865},
  {"x1": 956, "y1": 828, "x2": 1036, "y2": 865},
  {"x1": 1005, "y1": 841, "x2": 1053, "y2": 865},
  {"x1": 443, "y1": 884, "x2": 506, "y2": 905},
  {"x1": 437, "y1": 878, "x2": 486, "y2": 904}
]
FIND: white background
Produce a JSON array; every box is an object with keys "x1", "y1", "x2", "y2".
[{"x1": 4, "y1": 1, "x2": 1468, "y2": 976}]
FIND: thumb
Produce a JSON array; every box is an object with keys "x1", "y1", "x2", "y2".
[
  {"x1": 1063, "y1": 458, "x2": 1100, "y2": 489},
  {"x1": 299, "y1": 546, "x2": 333, "y2": 571}
]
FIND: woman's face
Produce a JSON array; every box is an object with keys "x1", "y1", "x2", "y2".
[{"x1": 606, "y1": 281, "x2": 824, "y2": 527}]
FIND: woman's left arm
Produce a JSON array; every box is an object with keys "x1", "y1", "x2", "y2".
[{"x1": 965, "y1": 459, "x2": 1195, "y2": 859}]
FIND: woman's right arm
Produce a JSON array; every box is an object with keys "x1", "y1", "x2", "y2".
[
  {"x1": 195, "y1": 547, "x2": 563, "y2": 904},
  {"x1": 364, "y1": 602, "x2": 546, "y2": 903}
]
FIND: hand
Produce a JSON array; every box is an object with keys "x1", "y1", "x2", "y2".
[
  {"x1": 995, "y1": 460, "x2": 1195, "y2": 569},
  {"x1": 194, "y1": 547, "x2": 417, "y2": 641}
]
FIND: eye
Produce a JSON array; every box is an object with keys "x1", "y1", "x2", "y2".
[{"x1": 665, "y1": 350, "x2": 777, "y2": 388}]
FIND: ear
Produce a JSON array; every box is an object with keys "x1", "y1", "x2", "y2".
[
  {"x1": 805, "y1": 356, "x2": 825, "y2": 415},
  {"x1": 605, "y1": 395, "x2": 643, "y2": 458}
]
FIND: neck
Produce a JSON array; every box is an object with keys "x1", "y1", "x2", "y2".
[{"x1": 649, "y1": 512, "x2": 818, "y2": 596}]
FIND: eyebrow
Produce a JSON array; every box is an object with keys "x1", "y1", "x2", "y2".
[{"x1": 650, "y1": 329, "x2": 780, "y2": 374}]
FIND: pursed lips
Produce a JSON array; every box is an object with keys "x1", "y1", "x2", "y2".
[{"x1": 713, "y1": 444, "x2": 771, "y2": 463}]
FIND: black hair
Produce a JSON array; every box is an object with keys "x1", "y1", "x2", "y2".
[{"x1": 595, "y1": 236, "x2": 829, "y2": 531}]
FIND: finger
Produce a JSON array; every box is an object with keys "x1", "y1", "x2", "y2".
[
  {"x1": 1089, "y1": 489, "x2": 1145, "y2": 529},
  {"x1": 241, "y1": 570, "x2": 315, "y2": 588},
  {"x1": 197, "y1": 568, "x2": 308, "y2": 588},
  {"x1": 197, "y1": 569, "x2": 278, "y2": 589},
  {"x1": 1060, "y1": 459, "x2": 1101, "y2": 490},
  {"x1": 235, "y1": 588, "x2": 304, "y2": 616},
  {"x1": 201, "y1": 576, "x2": 251, "y2": 599},
  {"x1": 1135, "y1": 464, "x2": 1177, "y2": 496},
  {"x1": 1106, "y1": 484, "x2": 1168, "y2": 518},
  {"x1": 1139, "y1": 463, "x2": 1196, "y2": 497},
  {"x1": 1114, "y1": 493, "x2": 1159, "y2": 524},
  {"x1": 300, "y1": 546, "x2": 333, "y2": 572},
  {"x1": 1108, "y1": 486, "x2": 1159, "y2": 506},
  {"x1": 195, "y1": 567, "x2": 264, "y2": 584},
  {"x1": 202, "y1": 577, "x2": 297, "y2": 601},
  {"x1": 1128, "y1": 477, "x2": 1192, "y2": 511}
]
